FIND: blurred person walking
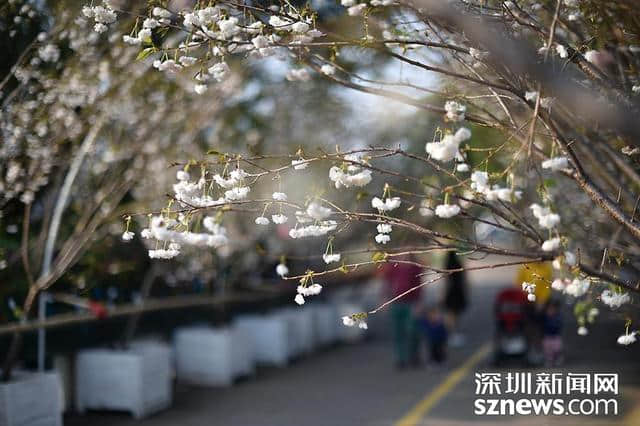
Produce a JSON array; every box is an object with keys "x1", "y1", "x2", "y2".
[
  {"x1": 381, "y1": 255, "x2": 423, "y2": 369},
  {"x1": 443, "y1": 251, "x2": 468, "y2": 347}
]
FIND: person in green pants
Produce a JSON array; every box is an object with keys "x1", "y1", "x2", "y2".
[
  {"x1": 391, "y1": 303, "x2": 420, "y2": 368},
  {"x1": 382, "y1": 255, "x2": 423, "y2": 368}
]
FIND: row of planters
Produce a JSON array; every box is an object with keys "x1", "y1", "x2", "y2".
[{"x1": 1, "y1": 300, "x2": 366, "y2": 425}]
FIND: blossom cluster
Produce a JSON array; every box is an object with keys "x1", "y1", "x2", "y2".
[
  {"x1": 295, "y1": 281, "x2": 322, "y2": 305},
  {"x1": 329, "y1": 155, "x2": 373, "y2": 188},
  {"x1": 93, "y1": 1, "x2": 333, "y2": 93},
  {"x1": 551, "y1": 277, "x2": 590, "y2": 298},
  {"x1": 287, "y1": 202, "x2": 337, "y2": 238},
  {"x1": 82, "y1": 3, "x2": 117, "y2": 33},
  {"x1": 140, "y1": 215, "x2": 228, "y2": 259},
  {"x1": 371, "y1": 197, "x2": 401, "y2": 212},
  {"x1": 434, "y1": 204, "x2": 461, "y2": 218},
  {"x1": 425, "y1": 127, "x2": 471, "y2": 162},
  {"x1": 601, "y1": 290, "x2": 631, "y2": 309},
  {"x1": 530, "y1": 204, "x2": 561, "y2": 229},
  {"x1": 375, "y1": 223, "x2": 392, "y2": 244},
  {"x1": 341, "y1": 0, "x2": 394, "y2": 17},
  {"x1": 444, "y1": 101, "x2": 466, "y2": 122},
  {"x1": 173, "y1": 171, "x2": 226, "y2": 207},
  {"x1": 617, "y1": 331, "x2": 637, "y2": 346},
  {"x1": 470, "y1": 171, "x2": 522, "y2": 203},
  {"x1": 521, "y1": 281, "x2": 536, "y2": 302},
  {"x1": 341, "y1": 313, "x2": 368, "y2": 329}
]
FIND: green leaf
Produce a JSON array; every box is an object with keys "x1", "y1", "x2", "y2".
[
  {"x1": 371, "y1": 251, "x2": 386, "y2": 262},
  {"x1": 136, "y1": 47, "x2": 155, "y2": 61},
  {"x1": 356, "y1": 191, "x2": 369, "y2": 201}
]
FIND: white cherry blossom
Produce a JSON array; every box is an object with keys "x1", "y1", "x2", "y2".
[
  {"x1": 542, "y1": 157, "x2": 569, "y2": 171},
  {"x1": 291, "y1": 159, "x2": 309, "y2": 170},
  {"x1": 321, "y1": 64, "x2": 336, "y2": 75},
  {"x1": 276, "y1": 263, "x2": 289, "y2": 277},
  {"x1": 444, "y1": 101, "x2": 466, "y2": 122},
  {"x1": 542, "y1": 237, "x2": 561, "y2": 252},
  {"x1": 347, "y1": 4, "x2": 367, "y2": 16},
  {"x1": 564, "y1": 278, "x2": 590, "y2": 297},
  {"x1": 377, "y1": 223, "x2": 392, "y2": 234},
  {"x1": 601, "y1": 290, "x2": 630, "y2": 309},
  {"x1": 435, "y1": 204, "x2": 461, "y2": 218},
  {"x1": 371, "y1": 197, "x2": 401, "y2": 212},
  {"x1": 375, "y1": 233, "x2": 391, "y2": 244},
  {"x1": 307, "y1": 202, "x2": 332, "y2": 220},
  {"x1": 617, "y1": 331, "x2": 637, "y2": 346},
  {"x1": 255, "y1": 216, "x2": 270, "y2": 225},
  {"x1": 272, "y1": 192, "x2": 288, "y2": 201},
  {"x1": 271, "y1": 214, "x2": 288, "y2": 224},
  {"x1": 323, "y1": 253, "x2": 341, "y2": 264},
  {"x1": 425, "y1": 128, "x2": 471, "y2": 162}
]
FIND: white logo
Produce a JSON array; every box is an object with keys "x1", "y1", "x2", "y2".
[{"x1": 474, "y1": 372, "x2": 619, "y2": 416}]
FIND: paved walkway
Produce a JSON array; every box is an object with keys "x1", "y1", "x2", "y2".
[{"x1": 65, "y1": 278, "x2": 640, "y2": 425}]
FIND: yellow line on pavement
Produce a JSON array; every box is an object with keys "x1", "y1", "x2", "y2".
[{"x1": 395, "y1": 342, "x2": 492, "y2": 426}]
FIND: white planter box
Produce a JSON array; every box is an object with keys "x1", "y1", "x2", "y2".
[
  {"x1": 233, "y1": 315, "x2": 289, "y2": 367},
  {"x1": 230, "y1": 322, "x2": 255, "y2": 377},
  {"x1": 173, "y1": 326, "x2": 252, "y2": 387},
  {"x1": 272, "y1": 308, "x2": 315, "y2": 357},
  {"x1": 0, "y1": 370, "x2": 63, "y2": 426},
  {"x1": 75, "y1": 342, "x2": 172, "y2": 419},
  {"x1": 334, "y1": 302, "x2": 367, "y2": 343},
  {"x1": 309, "y1": 303, "x2": 339, "y2": 346},
  {"x1": 360, "y1": 278, "x2": 385, "y2": 312},
  {"x1": 52, "y1": 355, "x2": 72, "y2": 412}
]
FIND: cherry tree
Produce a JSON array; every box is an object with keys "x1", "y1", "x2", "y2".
[
  {"x1": 76, "y1": 0, "x2": 640, "y2": 345},
  {"x1": 0, "y1": 0, "x2": 249, "y2": 379}
]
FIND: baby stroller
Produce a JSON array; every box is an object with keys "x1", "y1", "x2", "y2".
[{"x1": 493, "y1": 287, "x2": 529, "y2": 365}]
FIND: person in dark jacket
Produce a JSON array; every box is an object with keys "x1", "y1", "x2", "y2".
[{"x1": 443, "y1": 251, "x2": 468, "y2": 347}]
